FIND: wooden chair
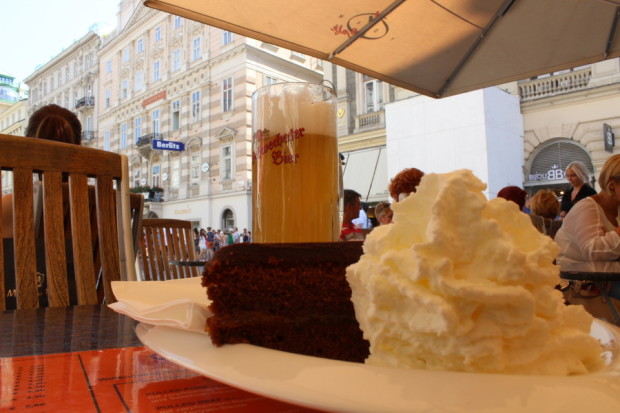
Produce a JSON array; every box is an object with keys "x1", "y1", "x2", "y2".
[
  {"x1": 0, "y1": 134, "x2": 136, "y2": 310},
  {"x1": 139, "y1": 218, "x2": 200, "y2": 281}
]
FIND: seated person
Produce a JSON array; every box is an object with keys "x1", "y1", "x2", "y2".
[
  {"x1": 497, "y1": 186, "x2": 527, "y2": 211},
  {"x1": 374, "y1": 201, "x2": 393, "y2": 225},
  {"x1": 340, "y1": 189, "x2": 364, "y2": 241},
  {"x1": 529, "y1": 189, "x2": 562, "y2": 238},
  {"x1": 555, "y1": 155, "x2": 620, "y2": 300},
  {"x1": 2, "y1": 104, "x2": 82, "y2": 238},
  {"x1": 388, "y1": 168, "x2": 424, "y2": 202}
]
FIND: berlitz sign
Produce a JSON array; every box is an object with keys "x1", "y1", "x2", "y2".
[{"x1": 152, "y1": 139, "x2": 185, "y2": 151}]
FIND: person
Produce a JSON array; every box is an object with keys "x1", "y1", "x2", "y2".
[
  {"x1": 374, "y1": 201, "x2": 393, "y2": 225},
  {"x1": 560, "y1": 161, "x2": 597, "y2": 219},
  {"x1": 193, "y1": 227, "x2": 200, "y2": 254},
  {"x1": 555, "y1": 154, "x2": 620, "y2": 261},
  {"x1": 388, "y1": 168, "x2": 424, "y2": 202},
  {"x1": 497, "y1": 186, "x2": 527, "y2": 211},
  {"x1": 198, "y1": 228, "x2": 208, "y2": 260},
  {"x1": 2, "y1": 104, "x2": 82, "y2": 238},
  {"x1": 340, "y1": 189, "x2": 364, "y2": 241},
  {"x1": 226, "y1": 230, "x2": 234, "y2": 246},
  {"x1": 242, "y1": 228, "x2": 249, "y2": 242},
  {"x1": 528, "y1": 189, "x2": 562, "y2": 238},
  {"x1": 232, "y1": 227, "x2": 241, "y2": 244},
  {"x1": 206, "y1": 227, "x2": 215, "y2": 261}
]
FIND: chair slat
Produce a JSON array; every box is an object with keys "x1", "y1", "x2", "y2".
[
  {"x1": 13, "y1": 168, "x2": 38, "y2": 309},
  {"x1": 95, "y1": 177, "x2": 121, "y2": 303},
  {"x1": 42, "y1": 172, "x2": 69, "y2": 307},
  {"x1": 68, "y1": 174, "x2": 98, "y2": 305},
  {"x1": 0, "y1": 176, "x2": 4, "y2": 311}
]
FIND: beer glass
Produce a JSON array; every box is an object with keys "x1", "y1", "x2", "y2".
[{"x1": 252, "y1": 82, "x2": 339, "y2": 243}]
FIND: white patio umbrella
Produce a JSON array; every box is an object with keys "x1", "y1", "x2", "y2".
[{"x1": 144, "y1": 0, "x2": 620, "y2": 98}]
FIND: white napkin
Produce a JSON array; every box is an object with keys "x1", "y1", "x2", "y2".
[{"x1": 108, "y1": 277, "x2": 211, "y2": 333}]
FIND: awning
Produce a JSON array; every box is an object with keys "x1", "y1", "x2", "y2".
[
  {"x1": 342, "y1": 146, "x2": 388, "y2": 203},
  {"x1": 144, "y1": 0, "x2": 620, "y2": 98}
]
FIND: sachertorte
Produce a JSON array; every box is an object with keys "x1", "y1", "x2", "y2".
[{"x1": 202, "y1": 242, "x2": 369, "y2": 362}]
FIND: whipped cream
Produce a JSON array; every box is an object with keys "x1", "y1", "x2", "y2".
[{"x1": 346, "y1": 170, "x2": 604, "y2": 375}]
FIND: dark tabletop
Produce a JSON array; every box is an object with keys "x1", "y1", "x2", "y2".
[
  {"x1": 558, "y1": 258, "x2": 620, "y2": 282},
  {"x1": 0, "y1": 305, "x2": 141, "y2": 357}
]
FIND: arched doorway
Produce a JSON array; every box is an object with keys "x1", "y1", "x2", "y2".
[
  {"x1": 525, "y1": 139, "x2": 595, "y2": 198},
  {"x1": 221, "y1": 208, "x2": 235, "y2": 231}
]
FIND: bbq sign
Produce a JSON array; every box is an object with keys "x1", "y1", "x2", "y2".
[{"x1": 152, "y1": 139, "x2": 185, "y2": 151}]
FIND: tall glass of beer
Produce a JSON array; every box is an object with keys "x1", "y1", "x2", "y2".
[{"x1": 252, "y1": 82, "x2": 339, "y2": 243}]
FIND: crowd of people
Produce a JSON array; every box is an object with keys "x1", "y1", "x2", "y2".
[{"x1": 193, "y1": 226, "x2": 251, "y2": 261}]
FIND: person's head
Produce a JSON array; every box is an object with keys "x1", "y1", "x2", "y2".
[
  {"x1": 374, "y1": 201, "x2": 393, "y2": 225},
  {"x1": 194, "y1": 227, "x2": 199, "y2": 235},
  {"x1": 497, "y1": 186, "x2": 527, "y2": 210},
  {"x1": 389, "y1": 168, "x2": 424, "y2": 202},
  {"x1": 343, "y1": 189, "x2": 362, "y2": 220},
  {"x1": 530, "y1": 190, "x2": 560, "y2": 220},
  {"x1": 26, "y1": 104, "x2": 82, "y2": 145},
  {"x1": 565, "y1": 161, "x2": 589, "y2": 189},
  {"x1": 598, "y1": 154, "x2": 620, "y2": 197}
]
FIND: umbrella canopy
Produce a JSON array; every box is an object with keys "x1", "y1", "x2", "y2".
[{"x1": 144, "y1": 0, "x2": 620, "y2": 98}]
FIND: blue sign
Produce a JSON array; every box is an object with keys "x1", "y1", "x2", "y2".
[{"x1": 152, "y1": 139, "x2": 185, "y2": 151}]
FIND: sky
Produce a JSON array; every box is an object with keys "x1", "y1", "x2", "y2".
[{"x1": 2, "y1": 0, "x2": 119, "y2": 84}]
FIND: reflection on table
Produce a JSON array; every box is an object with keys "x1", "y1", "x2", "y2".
[
  {"x1": 0, "y1": 305, "x2": 321, "y2": 412},
  {"x1": 558, "y1": 257, "x2": 620, "y2": 325},
  {"x1": 169, "y1": 259, "x2": 208, "y2": 267}
]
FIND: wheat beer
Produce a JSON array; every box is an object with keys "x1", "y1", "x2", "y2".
[{"x1": 252, "y1": 83, "x2": 339, "y2": 243}]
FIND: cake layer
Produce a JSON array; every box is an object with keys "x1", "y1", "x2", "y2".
[
  {"x1": 206, "y1": 312, "x2": 369, "y2": 363},
  {"x1": 203, "y1": 242, "x2": 363, "y2": 316}
]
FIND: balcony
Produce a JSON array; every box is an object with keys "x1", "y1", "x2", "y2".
[
  {"x1": 136, "y1": 133, "x2": 164, "y2": 158},
  {"x1": 518, "y1": 68, "x2": 592, "y2": 102},
  {"x1": 81, "y1": 130, "x2": 97, "y2": 146},
  {"x1": 356, "y1": 110, "x2": 385, "y2": 132},
  {"x1": 75, "y1": 96, "x2": 95, "y2": 110}
]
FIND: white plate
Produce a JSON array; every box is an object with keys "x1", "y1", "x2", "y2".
[{"x1": 136, "y1": 321, "x2": 620, "y2": 413}]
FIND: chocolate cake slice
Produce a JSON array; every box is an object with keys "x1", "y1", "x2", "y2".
[{"x1": 202, "y1": 242, "x2": 369, "y2": 362}]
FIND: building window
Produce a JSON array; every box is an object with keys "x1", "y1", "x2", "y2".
[
  {"x1": 222, "y1": 208, "x2": 234, "y2": 231},
  {"x1": 85, "y1": 116, "x2": 92, "y2": 133},
  {"x1": 105, "y1": 89, "x2": 111, "y2": 108},
  {"x1": 171, "y1": 156, "x2": 181, "y2": 189},
  {"x1": 104, "y1": 130, "x2": 111, "y2": 151},
  {"x1": 222, "y1": 77, "x2": 233, "y2": 112},
  {"x1": 66, "y1": 66, "x2": 71, "y2": 80},
  {"x1": 191, "y1": 91, "x2": 200, "y2": 122},
  {"x1": 134, "y1": 117, "x2": 142, "y2": 142},
  {"x1": 136, "y1": 38, "x2": 144, "y2": 53},
  {"x1": 173, "y1": 15, "x2": 182, "y2": 29},
  {"x1": 135, "y1": 71, "x2": 143, "y2": 91},
  {"x1": 222, "y1": 31, "x2": 233, "y2": 45},
  {"x1": 264, "y1": 75, "x2": 279, "y2": 85},
  {"x1": 221, "y1": 144, "x2": 233, "y2": 180},
  {"x1": 133, "y1": 168, "x2": 141, "y2": 187},
  {"x1": 172, "y1": 100, "x2": 180, "y2": 131},
  {"x1": 364, "y1": 78, "x2": 384, "y2": 113},
  {"x1": 87, "y1": 84, "x2": 93, "y2": 97},
  {"x1": 191, "y1": 150, "x2": 201, "y2": 183},
  {"x1": 173, "y1": 49, "x2": 181, "y2": 71},
  {"x1": 153, "y1": 61, "x2": 160, "y2": 81},
  {"x1": 152, "y1": 164, "x2": 160, "y2": 187},
  {"x1": 120, "y1": 123, "x2": 127, "y2": 149},
  {"x1": 121, "y1": 79, "x2": 128, "y2": 99},
  {"x1": 192, "y1": 37, "x2": 202, "y2": 61},
  {"x1": 154, "y1": 26, "x2": 162, "y2": 42},
  {"x1": 152, "y1": 109, "x2": 160, "y2": 134},
  {"x1": 123, "y1": 48, "x2": 130, "y2": 62}
]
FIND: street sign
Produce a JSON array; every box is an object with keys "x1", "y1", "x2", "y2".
[{"x1": 152, "y1": 139, "x2": 185, "y2": 151}]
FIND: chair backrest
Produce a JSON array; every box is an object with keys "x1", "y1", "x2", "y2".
[
  {"x1": 139, "y1": 218, "x2": 199, "y2": 280},
  {"x1": 0, "y1": 134, "x2": 136, "y2": 310},
  {"x1": 529, "y1": 214, "x2": 563, "y2": 239}
]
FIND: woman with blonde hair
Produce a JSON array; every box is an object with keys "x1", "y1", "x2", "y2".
[
  {"x1": 560, "y1": 161, "x2": 596, "y2": 218},
  {"x1": 555, "y1": 154, "x2": 620, "y2": 261}
]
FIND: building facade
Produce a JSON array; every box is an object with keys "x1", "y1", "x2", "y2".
[
  {"x1": 24, "y1": 31, "x2": 101, "y2": 146},
  {"x1": 96, "y1": 0, "x2": 322, "y2": 230},
  {"x1": 519, "y1": 59, "x2": 620, "y2": 195}
]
